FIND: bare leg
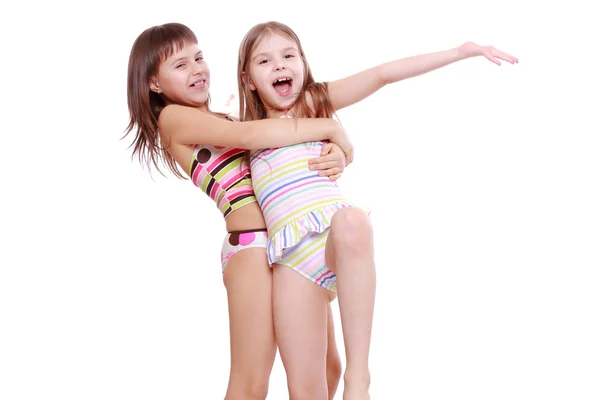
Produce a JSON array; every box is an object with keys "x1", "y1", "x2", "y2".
[
  {"x1": 326, "y1": 303, "x2": 342, "y2": 399},
  {"x1": 326, "y1": 208, "x2": 376, "y2": 400},
  {"x1": 272, "y1": 264, "x2": 330, "y2": 400},
  {"x1": 223, "y1": 249, "x2": 277, "y2": 400}
]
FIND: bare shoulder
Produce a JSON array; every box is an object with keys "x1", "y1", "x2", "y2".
[
  {"x1": 301, "y1": 83, "x2": 331, "y2": 116},
  {"x1": 159, "y1": 104, "x2": 206, "y2": 125},
  {"x1": 158, "y1": 105, "x2": 217, "y2": 143}
]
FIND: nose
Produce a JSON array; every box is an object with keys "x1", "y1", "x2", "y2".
[
  {"x1": 274, "y1": 59, "x2": 287, "y2": 71},
  {"x1": 192, "y1": 62, "x2": 205, "y2": 75}
]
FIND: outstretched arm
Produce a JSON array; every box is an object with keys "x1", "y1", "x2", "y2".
[{"x1": 327, "y1": 42, "x2": 518, "y2": 111}]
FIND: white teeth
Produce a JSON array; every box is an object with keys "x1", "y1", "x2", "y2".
[{"x1": 274, "y1": 78, "x2": 291, "y2": 84}]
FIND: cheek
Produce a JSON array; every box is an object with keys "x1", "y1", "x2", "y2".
[{"x1": 252, "y1": 72, "x2": 268, "y2": 90}]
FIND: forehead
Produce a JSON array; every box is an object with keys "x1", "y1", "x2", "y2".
[
  {"x1": 164, "y1": 41, "x2": 200, "y2": 61},
  {"x1": 253, "y1": 33, "x2": 298, "y2": 54}
]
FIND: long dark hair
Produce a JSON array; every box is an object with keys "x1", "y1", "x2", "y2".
[{"x1": 125, "y1": 23, "x2": 203, "y2": 178}]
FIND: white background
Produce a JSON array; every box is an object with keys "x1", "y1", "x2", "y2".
[{"x1": 1, "y1": 0, "x2": 599, "y2": 399}]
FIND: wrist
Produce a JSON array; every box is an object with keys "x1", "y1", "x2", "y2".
[
  {"x1": 329, "y1": 120, "x2": 341, "y2": 141},
  {"x1": 457, "y1": 42, "x2": 478, "y2": 60}
]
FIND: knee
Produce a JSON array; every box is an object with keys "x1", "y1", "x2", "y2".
[
  {"x1": 287, "y1": 383, "x2": 327, "y2": 400},
  {"x1": 330, "y1": 208, "x2": 373, "y2": 251},
  {"x1": 286, "y1": 370, "x2": 328, "y2": 400},
  {"x1": 225, "y1": 374, "x2": 269, "y2": 400}
]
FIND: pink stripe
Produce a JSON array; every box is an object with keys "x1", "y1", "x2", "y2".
[
  {"x1": 263, "y1": 180, "x2": 314, "y2": 210},
  {"x1": 221, "y1": 170, "x2": 249, "y2": 189},
  {"x1": 191, "y1": 163, "x2": 205, "y2": 183},
  {"x1": 206, "y1": 148, "x2": 241, "y2": 172},
  {"x1": 316, "y1": 269, "x2": 334, "y2": 283},
  {"x1": 209, "y1": 180, "x2": 222, "y2": 200},
  {"x1": 253, "y1": 148, "x2": 278, "y2": 159},
  {"x1": 267, "y1": 192, "x2": 338, "y2": 227},
  {"x1": 229, "y1": 187, "x2": 254, "y2": 197},
  {"x1": 300, "y1": 252, "x2": 324, "y2": 274}
]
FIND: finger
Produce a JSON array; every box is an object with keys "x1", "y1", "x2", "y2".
[
  {"x1": 490, "y1": 48, "x2": 519, "y2": 64},
  {"x1": 484, "y1": 51, "x2": 501, "y2": 66},
  {"x1": 309, "y1": 156, "x2": 338, "y2": 166},
  {"x1": 309, "y1": 154, "x2": 338, "y2": 164},
  {"x1": 328, "y1": 173, "x2": 342, "y2": 181},
  {"x1": 317, "y1": 167, "x2": 340, "y2": 177},
  {"x1": 311, "y1": 161, "x2": 339, "y2": 171},
  {"x1": 496, "y1": 51, "x2": 519, "y2": 64},
  {"x1": 320, "y1": 142, "x2": 334, "y2": 156}
]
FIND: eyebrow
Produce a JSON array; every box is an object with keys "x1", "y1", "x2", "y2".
[
  {"x1": 252, "y1": 47, "x2": 298, "y2": 61},
  {"x1": 170, "y1": 51, "x2": 203, "y2": 66}
]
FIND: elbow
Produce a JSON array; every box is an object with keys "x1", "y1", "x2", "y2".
[
  {"x1": 374, "y1": 65, "x2": 390, "y2": 86},
  {"x1": 379, "y1": 73, "x2": 391, "y2": 87}
]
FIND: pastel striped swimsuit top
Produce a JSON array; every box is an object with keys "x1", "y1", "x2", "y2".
[
  {"x1": 189, "y1": 145, "x2": 257, "y2": 218},
  {"x1": 250, "y1": 140, "x2": 347, "y2": 236}
]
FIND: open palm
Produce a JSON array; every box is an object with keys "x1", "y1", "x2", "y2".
[{"x1": 459, "y1": 42, "x2": 519, "y2": 66}]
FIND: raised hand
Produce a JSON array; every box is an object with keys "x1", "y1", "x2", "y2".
[{"x1": 458, "y1": 42, "x2": 519, "y2": 66}]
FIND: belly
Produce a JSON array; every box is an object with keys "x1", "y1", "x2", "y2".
[{"x1": 224, "y1": 202, "x2": 267, "y2": 232}]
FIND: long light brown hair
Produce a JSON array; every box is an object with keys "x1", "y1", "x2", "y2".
[
  {"x1": 125, "y1": 23, "x2": 212, "y2": 178},
  {"x1": 237, "y1": 21, "x2": 335, "y2": 122}
]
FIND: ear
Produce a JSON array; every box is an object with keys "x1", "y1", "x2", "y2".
[
  {"x1": 149, "y1": 78, "x2": 161, "y2": 93},
  {"x1": 241, "y1": 71, "x2": 256, "y2": 91}
]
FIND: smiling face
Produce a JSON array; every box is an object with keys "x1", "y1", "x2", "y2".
[
  {"x1": 150, "y1": 42, "x2": 210, "y2": 110},
  {"x1": 245, "y1": 33, "x2": 305, "y2": 117}
]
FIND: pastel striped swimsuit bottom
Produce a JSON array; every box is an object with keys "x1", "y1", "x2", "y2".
[{"x1": 250, "y1": 141, "x2": 353, "y2": 292}]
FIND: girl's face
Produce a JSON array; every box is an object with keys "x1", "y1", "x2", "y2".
[
  {"x1": 245, "y1": 33, "x2": 305, "y2": 117},
  {"x1": 150, "y1": 42, "x2": 211, "y2": 110}
]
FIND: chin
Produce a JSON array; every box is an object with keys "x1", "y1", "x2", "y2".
[{"x1": 278, "y1": 97, "x2": 298, "y2": 110}]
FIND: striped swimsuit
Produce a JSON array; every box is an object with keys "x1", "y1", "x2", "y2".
[
  {"x1": 250, "y1": 141, "x2": 353, "y2": 292},
  {"x1": 189, "y1": 145, "x2": 268, "y2": 270},
  {"x1": 189, "y1": 145, "x2": 256, "y2": 218}
]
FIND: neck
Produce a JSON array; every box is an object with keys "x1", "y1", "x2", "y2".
[
  {"x1": 266, "y1": 107, "x2": 293, "y2": 119},
  {"x1": 164, "y1": 98, "x2": 208, "y2": 112}
]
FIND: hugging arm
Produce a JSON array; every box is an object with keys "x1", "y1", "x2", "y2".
[{"x1": 158, "y1": 104, "x2": 353, "y2": 161}]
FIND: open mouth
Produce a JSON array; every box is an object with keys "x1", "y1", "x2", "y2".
[
  {"x1": 273, "y1": 77, "x2": 292, "y2": 96},
  {"x1": 190, "y1": 79, "x2": 206, "y2": 88}
]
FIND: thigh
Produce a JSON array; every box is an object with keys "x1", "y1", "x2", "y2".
[
  {"x1": 223, "y1": 248, "x2": 277, "y2": 387},
  {"x1": 272, "y1": 264, "x2": 330, "y2": 397},
  {"x1": 325, "y1": 207, "x2": 373, "y2": 274}
]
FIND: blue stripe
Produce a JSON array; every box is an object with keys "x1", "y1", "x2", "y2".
[{"x1": 259, "y1": 172, "x2": 318, "y2": 207}]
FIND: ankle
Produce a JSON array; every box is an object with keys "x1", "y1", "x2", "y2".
[{"x1": 343, "y1": 369, "x2": 371, "y2": 387}]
